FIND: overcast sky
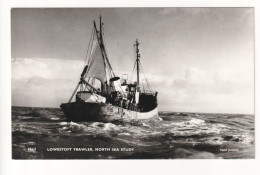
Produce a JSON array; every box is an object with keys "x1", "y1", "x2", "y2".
[{"x1": 11, "y1": 8, "x2": 254, "y2": 114}]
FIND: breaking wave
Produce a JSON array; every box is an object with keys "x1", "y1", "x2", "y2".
[{"x1": 12, "y1": 106, "x2": 254, "y2": 159}]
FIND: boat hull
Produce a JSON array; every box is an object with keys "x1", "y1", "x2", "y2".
[{"x1": 60, "y1": 102, "x2": 158, "y2": 122}]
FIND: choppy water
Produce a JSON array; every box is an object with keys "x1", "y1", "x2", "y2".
[{"x1": 12, "y1": 106, "x2": 254, "y2": 159}]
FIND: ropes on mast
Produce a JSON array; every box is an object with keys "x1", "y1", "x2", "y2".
[
  {"x1": 84, "y1": 27, "x2": 94, "y2": 67},
  {"x1": 101, "y1": 21, "x2": 126, "y2": 95},
  {"x1": 101, "y1": 25, "x2": 117, "y2": 78},
  {"x1": 130, "y1": 61, "x2": 136, "y2": 83},
  {"x1": 140, "y1": 62, "x2": 152, "y2": 92}
]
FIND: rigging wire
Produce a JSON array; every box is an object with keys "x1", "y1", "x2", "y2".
[
  {"x1": 130, "y1": 44, "x2": 137, "y2": 83},
  {"x1": 101, "y1": 26, "x2": 115, "y2": 77},
  {"x1": 104, "y1": 28, "x2": 121, "y2": 82},
  {"x1": 139, "y1": 62, "x2": 152, "y2": 92},
  {"x1": 130, "y1": 61, "x2": 137, "y2": 83},
  {"x1": 83, "y1": 27, "x2": 96, "y2": 80},
  {"x1": 69, "y1": 27, "x2": 95, "y2": 102},
  {"x1": 84, "y1": 27, "x2": 94, "y2": 67},
  {"x1": 141, "y1": 81, "x2": 145, "y2": 92},
  {"x1": 83, "y1": 42, "x2": 96, "y2": 79},
  {"x1": 102, "y1": 25, "x2": 126, "y2": 94}
]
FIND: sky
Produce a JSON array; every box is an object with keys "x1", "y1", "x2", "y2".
[{"x1": 11, "y1": 8, "x2": 254, "y2": 114}]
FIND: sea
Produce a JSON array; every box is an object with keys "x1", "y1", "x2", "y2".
[{"x1": 12, "y1": 106, "x2": 255, "y2": 159}]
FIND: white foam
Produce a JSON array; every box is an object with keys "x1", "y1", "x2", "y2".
[
  {"x1": 68, "y1": 122, "x2": 88, "y2": 132},
  {"x1": 240, "y1": 134, "x2": 254, "y2": 145},
  {"x1": 173, "y1": 118, "x2": 205, "y2": 128},
  {"x1": 216, "y1": 123, "x2": 228, "y2": 128},
  {"x1": 59, "y1": 122, "x2": 67, "y2": 125},
  {"x1": 185, "y1": 118, "x2": 205, "y2": 125},
  {"x1": 89, "y1": 122, "x2": 104, "y2": 127},
  {"x1": 51, "y1": 117, "x2": 60, "y2": 120},
  {"x1": 168, "y1": 118, "x2": 230, "y2": 137},
  {"x1": 118, "y1": 132, "x2": 131, "y2": 136},
  {"x1": 142, "y1": 123, "x2": 150, "y2": 127},
  {"x1": 206, "y1": 137, "x2": 224, "y2": 145},
  {"x1": 17, "y1": 116, "x2": 33, "y2": 120},
  {"x1": 61, "y1": 127, "x2": 68, "y2": 130},
  {"x1": 103, "y1": 123, "x2": 119, "y2": 131}
]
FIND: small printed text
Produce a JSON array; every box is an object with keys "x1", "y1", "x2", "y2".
[
  {"x1": 220, "y1": 148, "x2": 239, "y2": 152},
  {"x1": 46, "y1": 147, "x2": 134, "y2": 152}
]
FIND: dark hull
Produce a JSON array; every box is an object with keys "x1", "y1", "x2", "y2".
[{"x1": 60, "y1": 102, "x2": 158, "y2": 122}]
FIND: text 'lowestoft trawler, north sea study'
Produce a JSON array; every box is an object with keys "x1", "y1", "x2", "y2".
[{"x1": 61, "y1": 16, "x2": 158, "y2": 122}]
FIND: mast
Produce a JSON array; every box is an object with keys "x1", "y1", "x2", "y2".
[
  {"x1": 100, "y1": 15, "x2": 103, "y2": 43},
  {"x1": 135, "y1": 39, "x2": 140, "y2": 91},
  {"x1": 98, "y1": 16, "x2": 117, "y2": 81},
  {"x1": 92, "y1": 17, "x2": 108, "y2": 94}
]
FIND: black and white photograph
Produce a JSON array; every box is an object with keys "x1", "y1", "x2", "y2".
[{"x1": 11, "y1": 8, "x2": 254, "y2": 159}]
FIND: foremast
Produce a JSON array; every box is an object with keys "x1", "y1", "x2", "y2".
[
  {"x1": 68, "y1": 16, "x2": 119, "y2": 102},
  {"x1": 93, "y1": 16, "x2": 116, "y2": 93}
]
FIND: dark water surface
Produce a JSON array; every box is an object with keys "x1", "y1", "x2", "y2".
[{"x1": 12, "y1": 106, "x2": 254, "y2": 159}]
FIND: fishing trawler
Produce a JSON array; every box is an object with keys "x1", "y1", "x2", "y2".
[{"x1": 60, "y1": 16, "x2": 158, "y2": 122}]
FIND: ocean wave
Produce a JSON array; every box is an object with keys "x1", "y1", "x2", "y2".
[
  {"x1": 57, "y1": 121, "x2": 128, "y2": 137},
  {"x1": 185, "y1": 118, "x2": 205, "y2": 125},
  {"x1": 17, "y1": 116, "x2": 34, "y2": 120},
  {"x1": 163, "y1": 118, "x2": 232, "y2": 140},
  {"x1": 60, "y1": 122, "x2": 68, "y2": 125},
  {"x1": 50, "y1": 117, "x2": 60, "y2": 120},
  {"x1": 141, "y1": 123, "x2": 151, "y2": 127},
  {"x1": 103, "y1": 123, "x2": 121, "y2": 131},
  {"x1": 118, "y1": 132, "x2": 131, "y2": 136},
  {"x1": 12, "y1": 107, "x2": 65, "y2": 121},
  {"x1": 12, "y1": 107, "x2": 255, "y2": 159},
  {"x1": 12, "y1": 124, "x2": 51, "y2": 135},
  {"x1": 167, "y1": 118, "x2": 206, "y2": 128},
  {"x1": 69, "y1": 122, "x2": 89, "y2": 132}
]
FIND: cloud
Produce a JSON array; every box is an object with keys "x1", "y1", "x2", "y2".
[
  {"x1": 12, "y1": 58, "x2": 83, "y2": 107},
  {"x1": 148, "y1": 67, "x2": 253, "y2": 114},
  {"x1": 12, "y1": 58, "x2": 254, "y2": 114}
]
